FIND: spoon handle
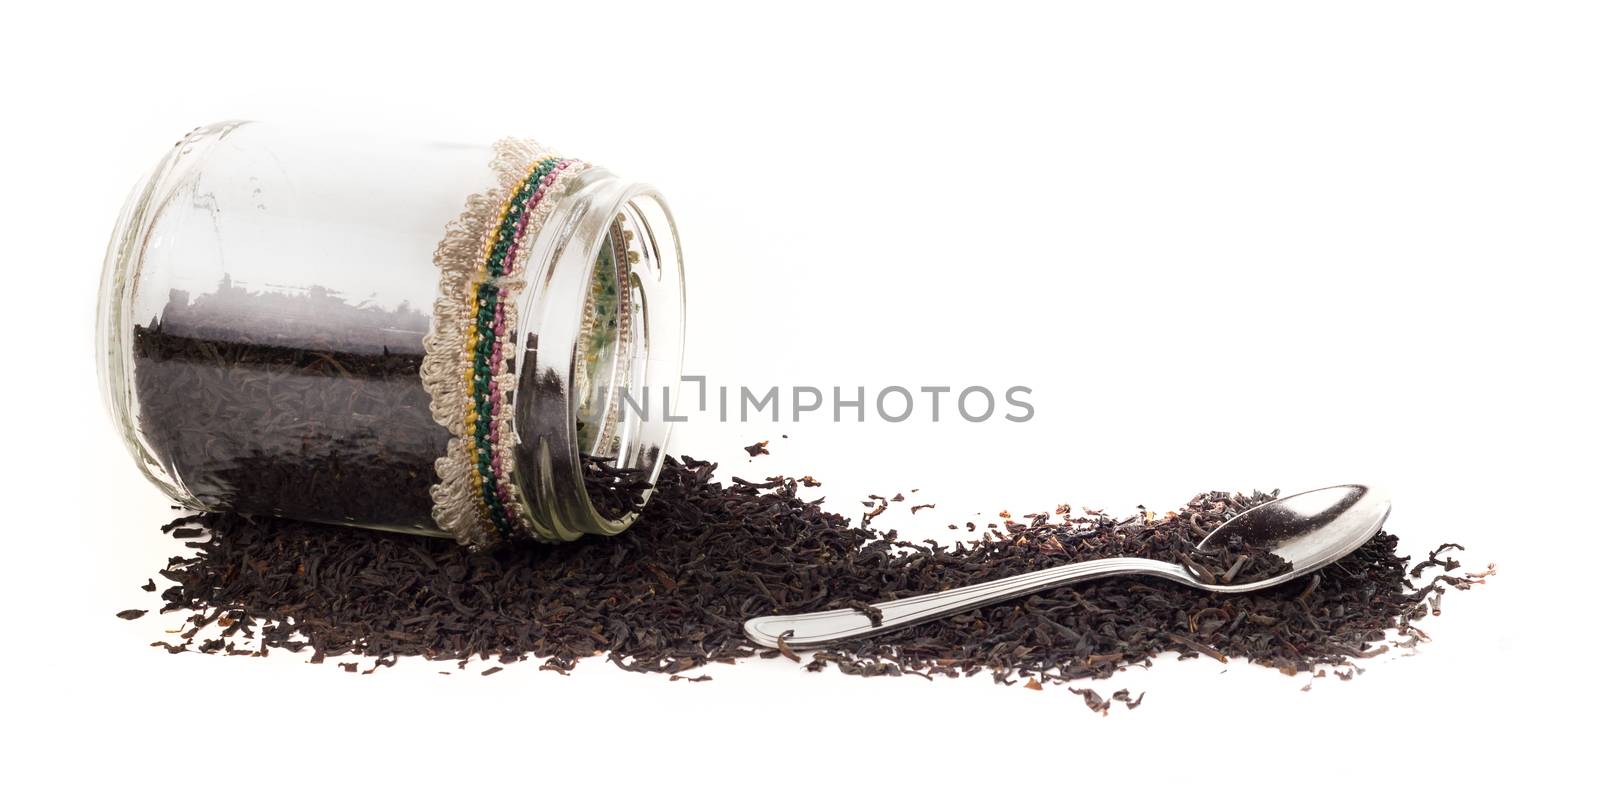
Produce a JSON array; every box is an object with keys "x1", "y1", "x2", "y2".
[{"x1": 743, "y1": 556, "x2": 1190, "y2": 649}]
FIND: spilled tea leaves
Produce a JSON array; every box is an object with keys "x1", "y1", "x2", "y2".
[{"x1": 123, "y1": 456, "x2": 1487, "y2": 713}]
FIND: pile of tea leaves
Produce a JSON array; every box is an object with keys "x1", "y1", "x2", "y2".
[{"x1": 126, "y1": 455, "x2": 1489, "y2": 710}]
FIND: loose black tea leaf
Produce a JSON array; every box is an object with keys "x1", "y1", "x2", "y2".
[
  {"x1": 744, "y1": 440, "x2": 770, "y2": 457},
  {"x1": 1111, "y1": 688, "x2": 1145, "y2": 710},
  {"x1": 776, "y1": 631, "x2": 801, "y2": 663},
  {"x1": 861, "y1": 495, "x2": 888, "y2": 526},
  {"x1": 1070, "y1": 686, "x2": 1111, "y2": 715},
  {"x1": 844, "y1": 600, "x2": 884, "y2": 628},
  {"x1": 116, "y1": 609, "x2": 147, "y2": 620},
  {"x1": 132, "y1": 455, "x2": 1486, "y2": 712},
  {"x1": 1411, "y1": 543, "x2": 1466, "y2": 578}
]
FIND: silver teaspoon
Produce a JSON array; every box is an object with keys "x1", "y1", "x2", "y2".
[{"x1": 744, "y1": 484, "x2": 1391, "y2": 649}]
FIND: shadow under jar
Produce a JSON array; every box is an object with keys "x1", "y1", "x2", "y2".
[{"x1": 97, "y1": 121, "x2": 686, "y2": 546}]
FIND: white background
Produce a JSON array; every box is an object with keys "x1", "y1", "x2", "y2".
[{"x1": 3, "y1": 1, "x2": 1595, "y2": 794}]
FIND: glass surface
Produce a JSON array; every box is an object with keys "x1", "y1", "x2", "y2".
[{"x1": 113, "y1": 123, "x2": 490, "y2": 532}]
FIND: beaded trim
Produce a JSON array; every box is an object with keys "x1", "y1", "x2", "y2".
[{"x1": 422, "y1": 139, "x2": 592, "y2": 548}]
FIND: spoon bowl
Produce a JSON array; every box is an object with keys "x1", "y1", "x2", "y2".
[
  {"x1": 745, "y1": 484, "x2": 1393, "y2": 649},
  {"x1": 1194, "y1": 484, "x2": 1392, "y2": 592}
]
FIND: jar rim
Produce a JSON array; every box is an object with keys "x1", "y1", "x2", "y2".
[{"x1": 506, "y1": 173, "x2": 686, "y2": 541}]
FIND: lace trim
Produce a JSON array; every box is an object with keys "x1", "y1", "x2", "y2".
[{"x1": 422, "y1": 138, "x2": 591, "y2": 547}]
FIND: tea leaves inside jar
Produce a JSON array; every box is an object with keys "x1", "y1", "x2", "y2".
[{"x1": 131, "y1": 280, "x2": 446, "y2": 531}]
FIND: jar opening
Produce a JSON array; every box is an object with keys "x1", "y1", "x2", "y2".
[{"x1": 509, "y1": 179, "x2": 685, "y2": 539}]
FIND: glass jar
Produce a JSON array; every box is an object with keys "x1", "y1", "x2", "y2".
[{"x1": 97, "y1": 121, "x2": 685, "y2": 547}]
